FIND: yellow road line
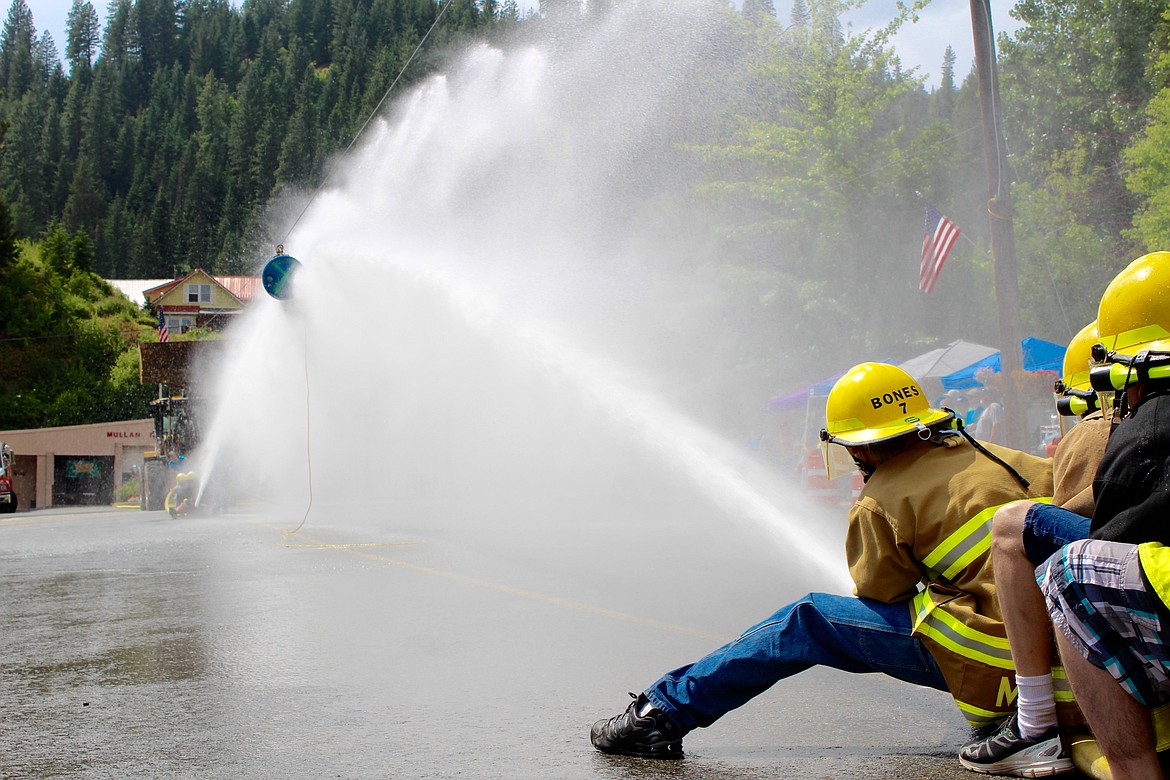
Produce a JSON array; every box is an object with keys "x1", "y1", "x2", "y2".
[
  {"x1": 0, "y1": 512, "x2": 114, "y2": 527},
  {"x1": 268, "y1": 524, "x2": 731, "y2": 643}
]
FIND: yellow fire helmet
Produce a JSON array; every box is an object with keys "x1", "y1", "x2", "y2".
[
  {"x1": 1062, "y1": 320, "x2": 1099, "y2": 392},
  {"x1": 821, "y1": 362, "x2": 953, "y2": 446},
  {"x1": 1097, "y1": 251, "x2": 1170, "y2": 355},
  {"x1": 1055, "y1": 320, "x2": 1102, "y2": 423}
]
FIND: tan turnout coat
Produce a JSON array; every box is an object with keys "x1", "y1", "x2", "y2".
[{"x1": 846, "y1": 438, "x2": 1054, "y2": 726}]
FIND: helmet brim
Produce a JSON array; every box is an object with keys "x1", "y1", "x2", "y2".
[{"x1": 825, "y1": 407, "x2": 954, "y2": 446}]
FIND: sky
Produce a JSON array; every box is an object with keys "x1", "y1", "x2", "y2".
[
  {"x1": 836, "y1": 0, "x2": 1025, "y2": 87},
  {"x1": 25, "y1": 0, "x2": 1022, "y2": 89}
]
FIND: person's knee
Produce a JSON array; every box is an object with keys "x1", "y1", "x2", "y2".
[
  {"x1": 798, "y1": 592, "x2": 845, "y2": 626},
  {"x1": 991, "y1": 500, "x2": 1030, "y2": 554}
]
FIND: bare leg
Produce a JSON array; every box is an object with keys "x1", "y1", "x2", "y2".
[
  {"x1": 1055, "y1": 631, "x2": 1162, "y2": 780},
  {"x1": 992, "y1": 501, "x2": 1053, "y2": 676}
]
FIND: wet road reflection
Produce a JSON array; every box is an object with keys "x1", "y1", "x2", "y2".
[{"x1": 2, "y1": 507, "x2": 982, "y2": 779}]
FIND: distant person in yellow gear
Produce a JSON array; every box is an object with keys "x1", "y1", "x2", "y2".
[
  {"x1": 166, "y1": 471, "x2": 199, "y2": 517},
  {"x1": 590, "y1": 362, "x2": 1054, "y2": 766}
]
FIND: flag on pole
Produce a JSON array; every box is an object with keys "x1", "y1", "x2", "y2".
[
  {"x1": 920, "y1": 204, "x2": 960, "y2": 293},
  {"x1": 157, "y1": 307, "x2": 169, "y2": 343}
]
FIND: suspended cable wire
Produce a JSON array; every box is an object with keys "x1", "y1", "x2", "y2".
[
  {"x1": 279, "y1": 0, "x2": 458, "y2": 246},
  {"x1": 273, "y1": 0, "x2": 455, "y2": 542}
]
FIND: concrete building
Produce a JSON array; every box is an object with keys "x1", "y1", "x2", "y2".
[
  {"x1": 0, "y1": 419, "x2": 155, "y2": 510},
  {"x1": 0, "y1": 272, "x2": 259, "y2": 512}
]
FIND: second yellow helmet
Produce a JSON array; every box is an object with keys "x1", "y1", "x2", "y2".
[
  {"x1": 1062, "y1": 321, "x2": 1099, "y2": 392},
  {"x1": 1097, "y1": 251, "x2": 1170, "y2": 355}
]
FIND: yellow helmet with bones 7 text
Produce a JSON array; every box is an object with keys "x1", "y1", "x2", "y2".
[
  {"x1": 820, "y1": 362, "x2": 953, "y2": 446},
  {"x1": 820, "y1": 362, "x2": 1031, "y2": 489}
]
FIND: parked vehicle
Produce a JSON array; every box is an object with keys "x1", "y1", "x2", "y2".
[{"x1": 0, "y1": 442, "x2": 17, "y2": 513}]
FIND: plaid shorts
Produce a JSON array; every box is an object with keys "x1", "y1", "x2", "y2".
[{"x1": 1038, "y1": 539, "x2": 1170, "y2": 707}]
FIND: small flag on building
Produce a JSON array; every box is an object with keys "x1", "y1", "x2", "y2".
[
  {"x1": 157, "y1": 307, "x2": 169, "y2": 343},
  {"x1": 920, "y1": 204, "x2": 960, "y2": 293}
]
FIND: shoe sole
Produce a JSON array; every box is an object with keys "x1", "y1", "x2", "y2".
[
  {"x1": 958, "y1": 756, "x2": 1074, "y2": 777},
  {"x1": 594, "y1": 743, "x2": 684, "y2": 760}
]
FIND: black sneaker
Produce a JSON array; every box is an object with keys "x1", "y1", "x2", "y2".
[
  {"x1": 590, "y1": 692, "x2": 684, "y2": 759},
  {"x1": 958, "y1": 714, "x2": 1073, "y2": 777}
]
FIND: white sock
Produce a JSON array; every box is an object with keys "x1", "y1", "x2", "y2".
[{"x1": 1015, "y1": 673, "x2": 1057, "y2": 740}]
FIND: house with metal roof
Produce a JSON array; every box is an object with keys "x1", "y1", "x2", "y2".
[{"x1": 141, "y1": 268, "x2": 261, "y2": 334}]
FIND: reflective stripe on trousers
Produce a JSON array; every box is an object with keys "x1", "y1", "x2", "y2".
[
  {"x1": 913, "y1": 496, "x2": 1058, "y2": 727},
  {"x1": 910, "y1": 589, "x2": 1014, "y2": 669}
]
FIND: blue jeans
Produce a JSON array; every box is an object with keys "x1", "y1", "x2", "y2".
[
  {"x1": 1022, "y1": 502, "x2": 1091, "y2": 565},
  {"x1": 645, "y1": 592, "x2": 948, "y2": 732}
]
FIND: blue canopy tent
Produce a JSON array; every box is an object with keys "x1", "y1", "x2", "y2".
[{"x1": 940, "y1": 337, "x2": 1066, "y2": 390}]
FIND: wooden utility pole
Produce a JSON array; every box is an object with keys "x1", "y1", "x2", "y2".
[{"x1": 970, "y1": 0, "x2": 1026, "y2": 450}]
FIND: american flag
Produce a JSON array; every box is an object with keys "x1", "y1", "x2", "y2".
[
  {"x1": 920, "y1": 204, "x2": 960, "y2": 293},
  {"x1": 157, "y1": 307, "x2": 169, "y2": 343}
]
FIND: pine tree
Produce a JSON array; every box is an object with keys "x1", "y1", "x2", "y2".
[
  {"x1": 63, "y1": 148, "x2": 106, "y2": 235},
  {"x1": 742, "y1": 0, "x2": 775, "y2": 23},
  {"x1": 134, "y1": 0, "x2": 181, "y2": 73},
  {"x1": 65, "y1": 0, "x2": 100, "y2": 67},
  {"x1": 0, "y1": 0, "x2": 36, "y2": 98},
  {"x1": 100, "y1": 0, "x2": 134, "y2": 68},
  {"x1": 790, "y1": 0, "x2": 809, "y2": 28},
  {"x1": 933, "y1": 45, "x2": 956, "y2": 120},
  {"x1": 0, "y1": 193, "x2": 17, "y2": 272}
]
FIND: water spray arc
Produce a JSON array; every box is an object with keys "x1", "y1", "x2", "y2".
[{"x1": 202, "y1": 2, "x2": 853, "y2": 594}]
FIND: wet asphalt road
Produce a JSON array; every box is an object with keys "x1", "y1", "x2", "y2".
[{"x1": 1, "y1": 504, "x2": 1037, "y2": 779}]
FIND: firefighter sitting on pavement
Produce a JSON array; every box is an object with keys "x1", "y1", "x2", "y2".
[
  {"x1": 590, "y1": 362, "x2": 1054, "y2": 764},
  {"x1": 964, "y1": 251, "x2": 1170, "y2": 776},
  {"x1": 958, "y1": 320, "x2": 1113, "y2": 776}
]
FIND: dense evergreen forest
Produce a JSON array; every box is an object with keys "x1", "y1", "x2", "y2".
[
  {"x1": 1, "y1": 0, "x2": 1169, "y2": 432},
  {"x1": 0, "y1": 0, "x2": 535, "y2": 276}
]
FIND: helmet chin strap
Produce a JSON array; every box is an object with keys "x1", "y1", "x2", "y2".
[
  {"x1": 937, "y1": 412, "x2": 1031, "y2": 490},
  {"x1": 914, "y1": 421, "x2": 962, "y2": 447},
  {"x1": 851, "y1": 454, "x2": 875, "y2": 482}
]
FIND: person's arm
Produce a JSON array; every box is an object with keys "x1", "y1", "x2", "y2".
[
  {"x1": 1051, "y1": 416, "x2": 1109, "y2": 515},
  {"x1": 845, "y1": 501, "x2": 922, "y2": 603},
  {"x1": 1091, "y1": 410, "x2": 1170, "y2": 542}
]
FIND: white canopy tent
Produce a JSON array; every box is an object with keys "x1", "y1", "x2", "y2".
[{"x1": 897, "y1": 340, "x2": 999, "y2": 380}]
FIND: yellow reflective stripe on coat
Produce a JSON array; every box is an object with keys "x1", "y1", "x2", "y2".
[
  {"x1": 921, "y1": 498, "x2": 1053, "y2": 581},
  {"x1": 910, "y1": 590, "x2": 1014, "y2": 669}
]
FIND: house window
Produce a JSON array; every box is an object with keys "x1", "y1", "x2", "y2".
[
  {"x1": 165, "y1": 315, "x2": 195, "y2": 334},
  {"x1": 187, "y1": 284, "x2": 212, "y2": 303}
]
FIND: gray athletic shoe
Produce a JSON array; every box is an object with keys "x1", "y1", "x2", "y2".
[{"x1": 959, "y1": 714, "x2": 1073, "y2": 777}]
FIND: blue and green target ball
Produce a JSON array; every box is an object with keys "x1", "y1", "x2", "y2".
[{"x1": 262, "y1": 255, "x2": 301, "y2": 300}]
